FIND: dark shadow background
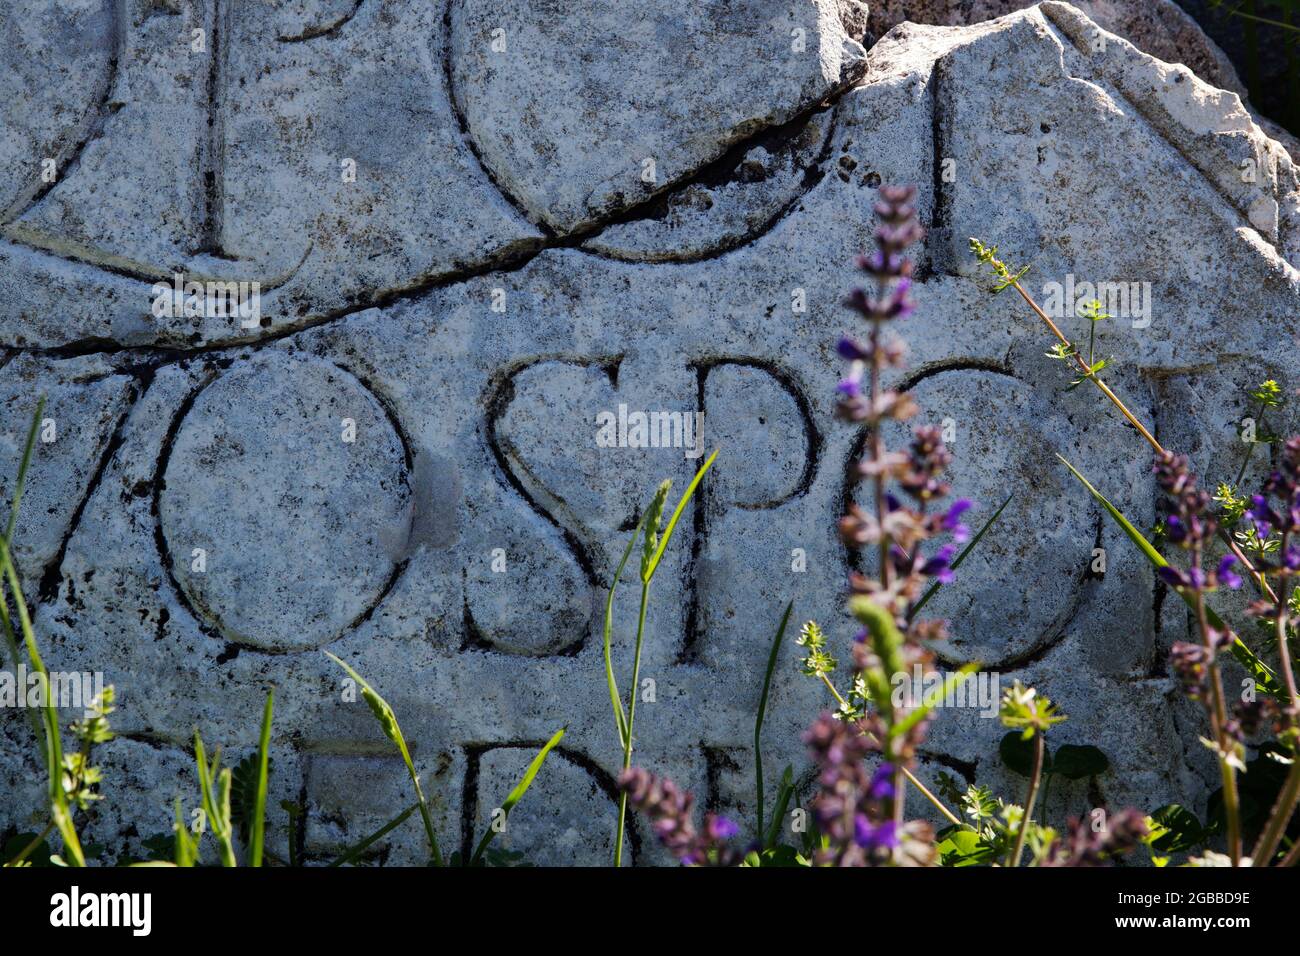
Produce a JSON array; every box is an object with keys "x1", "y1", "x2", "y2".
[{"x1": 1182, "y1": 0, "x2": 1299, "y2": 134}]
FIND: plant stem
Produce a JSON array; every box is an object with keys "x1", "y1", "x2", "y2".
[
  {"x1": 1039, "y1": 772, "x2": 1053, "y2": 828},
  {"x1": 1272, "y1": 574, "x2": 1300, "y2": 707},
  {"x1": 1007, "y1": 276, "x2": 1284, "y2": 611},
  {"x1": 865, "y1": 289, "x2": 906, "y2": 825},
  {"x1": 0, "y1": 540, "x2": 84, "y2": 866},
  {"x1": 893, "y1": 764, "x2": 906, "y2": 827},
  {"x1": 1254, "y1": 761, "x2": 1300, "y2": 866},
  {"x1": 869, "y1": 317, "x2": 890, "y2": 592},
  {"x1": 613, "y1": 582, "x2": 652, "y2": 867},
  {"x1": 1280, "y1": 834, "x2": 1300, "y2": 867},
  {"x1": 1009, "y1": 734, "x2": 1044, "y2": 867},
  {"x1": 1232, "y1": 402, "x2": 1266, "y2": 488},
  {"x1": 1251, "y1": 569, "x2": 1300, "y2": 865},
  {"x1": 816, "y1": 673, "x2": 960, "y2": 825},
  {"x1": 3, "y1": 821, "x2": 55, "y2": 868},
  {"x1": 1193, "y1": 581, "x2": 1242, "y2": 865},
  {"x1": 1011, "y1": 281, "x2": 1161, "y2": 450}
]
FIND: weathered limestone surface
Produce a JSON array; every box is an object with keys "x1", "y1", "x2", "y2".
[
  {"x1": 1, "y1": 2, "x2": 1299, "y2": 864},
  {"x1": 868, "y1": 0, "x2": 1245, "y2": 95},
  {"x1": 866, "y1": 0, "x2": 1300, "y2": 162}
]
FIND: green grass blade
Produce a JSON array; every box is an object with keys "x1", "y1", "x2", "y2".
[
  {"x1": 764, "y1": 764, "x2": 795, "y2": 850},
  {"x1": 327, "y1": 803, "x2": 419, "y2": 867},
  {"x1": 911, "y1": 494, "x2": 1012, "y2": 618},
  {"x1": 470, "y1": 727, "x2": 565, "y2": 866},
  {"x1": 889, "y1": 663, "x2": 979, "y2": 741},
  {"x1": 754, "y1": 601, "x2": 793, "y2": 841},
  {"x1": 324, "y1": 652, "x2": 443, "y2": 866},
  {"x1": 174, "y1": 797, "x2": 197, "y2": 867},
  {"x1": 0, "y1": 401, "x2": 85, "y2": 865},
  {"x1": 249, "y1": 688, "x2": 274, "y2": 867},
  {"x1": 5, "y1": 396, "x2": 44, "y2": 544},
  {"x1": 1057, "y1": 454, "x2": 1280, "y2": 695},
  {"x1": 0, "y1": 556, "x2": 44, "y2": 752},
  {"x1": 216, "y1": 767, "x2": 236, "y2": 867},
  {"x1": 193, "y1": 731, "x2": 237, "y2": 866},
  {"x1": 0, "y1": 538, "x2": 83, "y2": 865},
  {"x1": 604, "y1": 512, "x2": 648, "y2": 748},
  {"x1": 643, "y1": 449, "x2": 717, "y2": 582}
]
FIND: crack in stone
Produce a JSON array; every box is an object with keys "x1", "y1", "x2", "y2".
[
  {"x1": 578, "y1": 98, "x2": 844, "y2": 265},
  {"x1": 2, "y1": 57, "x2": 871, "y2": 359}
]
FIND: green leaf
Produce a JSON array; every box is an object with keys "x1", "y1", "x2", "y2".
[
  {"x1": 1000, "y1": 730, "x2": 1051, "y2": 777},
  {"x1": 848, "y1": 596, "x2": 906, "y2": 718},
  {"x1": 2, "y1": 832, "x2": 53, "y2": 867},
  {"x1": 248, "y1": 688, "x2": 273, "y2": 866},
  {"x1": 1052, "y1": 744, "x2": 1109, "y2": 780},
  {"x1": 173, "y1": 797, "x2": 198, "y2": 868},
  {"x1": 1066, "y1": 359, "x2": 1109, "y2": 391},
  {"x1": 1148, "y1": 804, "x2": 1206, "y2": 854},
  {"x1": 643, "y1": 449, "x2": 718, "y2": 582},
  {"x1": 1056, "y1": 454, "x2": 1281, "y2": 696},
  {"x1": 479, "y1": 847, "x2": 533, "y2": 867},
  {"x1": 470, "y1": 727, "x2": 565, "y2": 866},
  {"x1": 229, "y1": 753, "x2": 269, "y2": 842},
  {"x1": 936, "y1": 827, "x2": 995, "y2": 866},
  {"x1": 639, "y1": 481, "x2": 672, "y2": 581},
  {"x1": 324, "y1": 652, "x2": 443, "y2": 866},
  {"x1": 192, "y1": 731, "x2": 238, "y2": 867},
  {"x1": 755, "y1": 601, "x2": 793, "y2": 842},
  {"x1": 764, "y1": 765, "x2": 796, "y2": 851},
  {"x1": 739, "y1": 844, "x2": 806, "y2": 867}
]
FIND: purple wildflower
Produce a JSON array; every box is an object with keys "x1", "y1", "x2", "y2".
[
  {"x1": 617, "y1": 768, "x2": 742, "y2": 867},
  {"x1": 1042, "y1": 809, "x2": 1148, "y2": 867},
  {"x1": 867, "y1": 763, "x2": 896, "y2": 801},
  {"x1": 855, "y1": 816, "x2": 899, "y2": 852},
  {"x1": 804, "y1": 715, "x2": 927, "y2": 866}
]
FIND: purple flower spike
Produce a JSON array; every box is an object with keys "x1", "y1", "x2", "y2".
[
  {"x1": 837, "y1": 336, "x2": 869, "y2": 362},
  {"x1": 943, "y1": 499, "x2": 973, "y2": 542},
  {"x1": 1165, "y1": 514, "x2": 1186, "y2": 544},
  {"x1": 921, "y1": 544, "x2": 957, "y2": 582},
  {"x1": 1216, "y1": 555, "x2": 1242, "y2": 590},
  {"x1": 707, "y1": 815, "x2": 739, "y2": 841},
  {"x1": 618, "y1": 768, "x2": 741, "y2": 867},
  {"x1": 1250, "y1": 495, "x2": 1276, "y2": 535},
  {"x1": 867, "y1": 764, "x2": 895, "y2": 801},
  {"x1": 1157, "y1": 565, "x2": 1187, "y2": 590},
  {"x1": 854, "y1": 817, "x2": 899, "y2": 852}
]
